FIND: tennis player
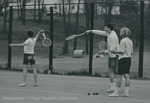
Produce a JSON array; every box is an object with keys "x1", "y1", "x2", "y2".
[
  {"x1": 86, "y1": 24, "x2": 119, "y2": 92},
  {"x1": 9, "y1": 29, "x2": 43, "y2": 87},
  {"x1": 109, "y1": 27, "x2": 133, "y2": 97}
]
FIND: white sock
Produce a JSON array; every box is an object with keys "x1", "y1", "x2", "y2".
[
  {"x1": 111, "y1": 83, "x2": 115, "y2": 89},
  {"x1": 115, "y1": 87, "x2": 120, "y2": 93},
  {"x1": 124, "y1": 87, "x2": 129, "y2": 94},
  {"x1": 122, "y1": 76, "x2": 125, "y2": 83}
]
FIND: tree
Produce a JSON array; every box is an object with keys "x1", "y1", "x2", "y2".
[
  {"x1": 16, "y1": 0, "x2": 22, "y2": 19},
  {"x1": 38, "y1": 0, "x2": 45, "y2": 23},
  {"x1": 22, "y1": 0, "x2": 26, "y2": 25},
  {"x1": 106, "y1": 0, "x2": 114, "y2": 23},
  {"x1": 73, "y1": 0, "x2": 81, "y2": 51},
  {"x1": 0, "y1": 0, "x2": 4, "y2": 15},
  {"x1": 84, "y1": 0, "x2": 91, "y2": 54},
  {"x1": 61, "y1": 0, "x2": 74, "y2": 55},
  {"x1": 3, "y1": 0, "x2": 8, "y2": 31},
  {"x1": 33, "y1": 0, "x2": 37, "y2": 20},
  {"x1": 62, "y1": 0, "x2": 68, "y2": 55}
]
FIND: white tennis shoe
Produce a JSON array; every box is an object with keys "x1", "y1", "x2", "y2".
[
  {"x1": 33, "y1": 84, "x2": 38, "y2": 86},
  {"x1": 18, "y1": 83, "x2": 26, "y2": 87},
  {"x1": 109, "y1": 92, "x2": 119, "y2": 97},
  {"x1": 107, "y1": 88, "x2": 115, "y2": 92},
  {"x1": 122, "y1": 93, "x2": 129, "y2": 97}
]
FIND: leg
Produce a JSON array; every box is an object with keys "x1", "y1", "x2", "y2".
[
  {"x1": 116, "y1": 75, "x2": 122, "y2": 88},
  {"x1": 23, "y1": 65, "x2": 28, "y2": 83},
  {"x1": 109, "y1": 75, "x2": 122, "y2": 97},
  {"x1": 19, "y1": 65, "x2": 28, "y2": 87},
  {"x1": 122, "y1": 75, "x2": 125, "y2": 86},
  {"x1": 31, "y1": 64, "x2": 38, "y2": 86},
  {"x1": 122, "y1": 74, "x2": 130, "y2": 97},
  {"x1": 108, "y1": 67, "x2": 115, "y2": 83},
  {"x1": 124, "y1": 74, "x2": 130, "y2": 87},
  {"x1": 107, "y1": 67, "x2": 115, "y2": 92},
  {"x1": 107, "y1": 57, "x2": 118, "y2": 92}
]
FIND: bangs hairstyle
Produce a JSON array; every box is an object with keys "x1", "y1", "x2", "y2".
[
  {"x1": 120, "y1": 27, "x2": 131, "y2": 37},
  {"x1": 27, "y1": 30, "x2": 34, "y2": 37}
]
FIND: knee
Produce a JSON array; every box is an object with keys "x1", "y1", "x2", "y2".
[
  {"x1": 33, "y1": 68, "x2": 37, "y2": 72},
  {"x1": 33, "y1": 68, "x2": 37, "y2": 73},
  {"x1": 23, "y1": 68, "x2": 27, "y2": 72},
  {"x1": 124, "y1": 74, "x2": 130, "y2": 80}
]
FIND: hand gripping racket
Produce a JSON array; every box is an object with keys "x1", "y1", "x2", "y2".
[
  {"x1": 42, "y1": 31, "x2": 52, "y2": 47},
  {"x1": 94, "y1": 41, "x2": 109, "y2": 58},
  {"x1": 65, "y1": 32, "x2": 86, "y2": 40},
  {"x1": 97, "y1": 41, "x2": 109, "y2": 55}
]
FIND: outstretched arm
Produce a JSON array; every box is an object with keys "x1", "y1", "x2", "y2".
[
  {"x1": 9, "y1": 43, "x2": 26, "y2": 47},
  {"x1": 86, "y1": 30, "x2": 108, "y2": 36}
]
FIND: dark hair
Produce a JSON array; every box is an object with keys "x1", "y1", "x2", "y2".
[
  {"x1": 104, "y1": 24, "x2": 114, "y2": 30},
  {"x1": 27, "y1": 30, "x2": 34, "y2": 37}
]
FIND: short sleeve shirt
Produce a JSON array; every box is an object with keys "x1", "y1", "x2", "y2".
[
  {"x1": 107, "y1": 31, "x2": 119, "y2": 58},
  {"x1": 118, "y1": 37, "x2": 133, "y2": 60},
  {"x1": 24, "y1": 38, "x2": 37, "y2": 54}
]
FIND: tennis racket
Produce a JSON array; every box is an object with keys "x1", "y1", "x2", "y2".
[
  {"x1": 42, "y1": 32, "x2": 52, "y2": 47},
  {"x1": 65, "y1": 32, "x2": 86, "y2": 40},
  {"x1": 97, "y1": 41, "x2": 109, "y2": 55},
  {"x1": 94, "y1": 41, "x2": 108, "y2": 58}
]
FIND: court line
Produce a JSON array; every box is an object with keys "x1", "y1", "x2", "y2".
[{"x1": 0, "y1": 86, "x2": 150, "y2": 103}]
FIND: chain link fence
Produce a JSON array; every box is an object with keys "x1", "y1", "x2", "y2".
[{"x1": 0, "y1": 1, "x2": 150, "y2": 78}]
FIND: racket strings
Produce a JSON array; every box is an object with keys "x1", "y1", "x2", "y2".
[
  {"x1": 44, "y1": 40, "x2": 51, "y2": 45},
  {"x1": 42, "y1": 39, "x2": 52, "y2": 47},
  {"x1": 98, "y1": 42, "x2": 108, "y2": 51}
]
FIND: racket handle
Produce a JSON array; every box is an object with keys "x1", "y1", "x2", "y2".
[
  {"x1": 37, "y1": 29, "x2": 44, "y2": 34},
  {"x1": 77, "y1": 32, "x2": 86, "y2": 37},
  {"x1": 42, "y1": 33, "x2": 46, "y2": 39}
]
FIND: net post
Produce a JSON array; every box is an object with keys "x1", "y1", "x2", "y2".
[
  {"x1": 138, "y1": 1, "x2": 144, "y2": 78},
  {"x1": 89, "y1": 2, "x2": 95, "y2": 75},
  {"x1": 49, "y1": 7, "x2": 54, "y2": 73},
  {"x1": 8, "y1": 6, "x2": 13, "y2": 70}
]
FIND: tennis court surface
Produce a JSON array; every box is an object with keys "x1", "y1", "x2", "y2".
[{"x1": 0, "y1": 71, "x2": 150, "y2": 103}]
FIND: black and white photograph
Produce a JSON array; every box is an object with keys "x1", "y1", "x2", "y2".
[{"x1": 0, "y1": 0, "x2": 150, "y2": 103}]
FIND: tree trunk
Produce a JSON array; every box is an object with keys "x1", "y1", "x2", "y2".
[
  {"x1": 67, "y1": 0, "x2": 71, "y2": 51},
  {"x1": 19, "y1": 0, "x2": 22, "y2": 19},
  {"x1": 38, "y1": 0, "x2": 42, "y2": 23},
  {"x1": 0, "y1": 1, "x2": 4, "y2": 16},
  {"x1": 3, "y1": 0, "x2": 8, "y2": 31},
  {"x1": 73, "y1": 0, "x2": 81, "y2": 51},
  {"x1": 84, "y1": 0, "x2": 91, "y2": 54},
  {"x1": 107, "y1": 1, "x2": 114, "y2": 23},
  {"x1": 62, "y1": 0, "x2": 68, "y2": 55},
  {"x1": 22, "y1": 0, "x2": 26, "y2": 25},
  {"x1": 16, "y1": 0, "x2": 21, "y2": 19},
  {"x1": 34, "y1": 0, "x2": 36, "y2": 21}
]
